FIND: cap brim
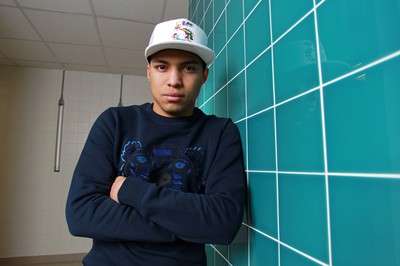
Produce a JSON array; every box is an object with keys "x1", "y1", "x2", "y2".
[{"x1": 145, "y1": 41, "x2": 216, "y2": 66}]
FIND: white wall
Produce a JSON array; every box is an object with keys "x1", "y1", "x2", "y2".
[{"x1": 0, "y1": 66, "x2": 152, "y2": 258}]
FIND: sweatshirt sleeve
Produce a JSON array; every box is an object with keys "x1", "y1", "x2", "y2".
[
  {"x1": 118, "y1": 119, "x2": 246, "y2": 245},
  {"x1": 65, "y1": 109, "x2": 176, "y2": 243}
]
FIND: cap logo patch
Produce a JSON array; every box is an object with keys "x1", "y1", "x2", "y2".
[{"x1": 172, "y1": 20, "x2": 194, "y2": 42}]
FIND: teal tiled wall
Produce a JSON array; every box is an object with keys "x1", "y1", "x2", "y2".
[{"x1": 189, "y1": 0, "x2": 400, "y2": 265}]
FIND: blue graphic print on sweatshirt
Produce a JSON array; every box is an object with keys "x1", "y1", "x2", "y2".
[{"x1": 119, "y1": 140, "x2": 205, "y2": 193}]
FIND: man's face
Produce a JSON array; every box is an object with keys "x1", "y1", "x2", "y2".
[{"x1": 147, "y1": 49, "x2": 209, "y2": 118}]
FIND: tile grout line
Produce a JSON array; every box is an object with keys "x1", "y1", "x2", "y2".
[
  {"x1": 313, "y1": 0, "x2": 333, "y2": 265},
  {"x1": 225, "y1": 1, "x2": 229, "y2": 125},
  {"x1": 329, "y1": 172, "x2": 400, "y2": 178},
  {"x1": 266, "y1": 0, "x2": 282, "y2": 265},
  {"x1": 209, "y1": 244, "x2": 233, "y2": 266},
  {"x1": 245, "y1": 224, "x2": 329, "y2": 266},
  {"x1": 322, "y1": 50, "x2": 400, "y2": 88},
  {"x1": 241, "y1": 0, "x2": 251, "y2": 264},
  {"x1": 246, "y1": 170, "x2": 400, "y2": 179}
]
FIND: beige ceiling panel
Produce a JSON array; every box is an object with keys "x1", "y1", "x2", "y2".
[
  {"x1": 97, "y1": 18, "x2": 153, "y2": 50},
  {"x1": 0, "y1": 58, "x2": 15, "y2": 66},
  {"x1": 92, "y1": 0, "x2": 163, "y2": 23},
  {"x1": 25, "y1": 10, "x2": 100, "y2": 45},
  {"x1": 164, "y1": 0, "x2": 188, "y2": 20},
  {"x1": 13, "y1": 59, "x2": 63, "y2": 69},
  {"x1": 0, "y1": 0, "x2": 16, "y2": 6},
  {"x1": 104, "y1": 47, "x2": 147, "y2": 69},
  {"x1": 0, "y1": 6, "x2": 41, "y2": 40},
  {"x1": 48, "y1": 43, "x2": 106, "y2": 65},
  {"x1": 0, "y1": 39, "x2": 56, "y2": 61},
  {"x1": 16, "y1": 0, "x2": 92, "y2": 14},
  {"x1": 0, "y1": 0, "x2": 188, "y2": 76}
]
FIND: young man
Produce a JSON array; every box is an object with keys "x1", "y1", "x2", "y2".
[{"x1": 66, "y1": 18, "x2": 246, "y2": 266}]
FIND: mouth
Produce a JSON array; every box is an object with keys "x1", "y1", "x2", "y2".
[{"x1": 163, "y1": 93, "x2": 184, "y2": 102}]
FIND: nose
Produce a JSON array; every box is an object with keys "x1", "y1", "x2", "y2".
[{"x1": 167, "y1": 68, "x2": 183, "y2": 88}]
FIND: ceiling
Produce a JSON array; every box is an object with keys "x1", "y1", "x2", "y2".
[{"x1": 0, "y1": 0, "x2": 188, "y2": 76}]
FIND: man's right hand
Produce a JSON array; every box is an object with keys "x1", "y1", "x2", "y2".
[{"x1": 110, "y1": 176, "x2": 126, "y2": 203}]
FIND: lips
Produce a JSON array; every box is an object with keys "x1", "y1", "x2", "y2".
[{"x1": 163, "y1": 93, "x2": 184, "y2": 102}]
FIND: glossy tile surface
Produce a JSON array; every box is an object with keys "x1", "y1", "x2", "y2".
[
  {"x1": 274, "y1": 15, "x2": 319, "y2": 103},
  {"x1": 227, "y1": 26, "x2": 244, "y2": 81},
  {"x1": 204, "y1": 3, "x2": 213, "y2": 35},
  {"x1": 279, "y1": 174, "x2": 329, "y2": 263},
  {"x1": 227, "y1": 0, "x2": 243, "y2": 40},
  {"x1": 213, "y1": 10, "x2": 226, "y2": 55},
  {"x1": 202, "y1": 97, "x2": 214, "y2": 115},
  {"x1": 249, "y1": 172, "x2": 277, "y2": 237},
  {"x1": 324, "y1": 57, "x2": 400, "y2": 173},
  {"x1": 280, "y1": 246, "x2": 322, "y2": 266},
  {"x1": 214, "y1": 87, "x2": 227, "y2": 117},
  {"x1": 244, "y1": 0, "x2": 259, "y2": 17},
  {"x1": 250, "y1": 230, "x2": 278, "y2": 266},
  {"x1": 205, "y1": 245, "x2": 215, "y2": 266},
  {"x1": 317, "y1": 0, "x2": 400, "y2": 82},
  {"x1": 248, "y1": 110, "x2": 275, "y2": 170},
  {"x1": 214, "y1": 48, "x2": 227, "y2": 92},
  {"x1": 213, "y1": 0, "x2": 226, "y2": 24},
  {"x1": 244, "y1": 0, "x2": 270, "y2": 63},
  {"x1": 227, "y1": 72, "x2": 245, "y2": 121},
  {"x1": 270, "y1": 0, "x2": 313, "y2": 41},
  {"x1": 276, "y1": 90, "x2": 324, "y2": 172},
  {"x1": 230, "y1": 225, "x2": 248, "y2": 266},
  {"x1": 190, "y1": 0, "x2": 400, "y2": 265},
  {"x1": 246, "y1": 49, "x2": 273, "y2": 115},
  {"x1": 329, "y1": 176, "x2": 400, "y2": 265}
]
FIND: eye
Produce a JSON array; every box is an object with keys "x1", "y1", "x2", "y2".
[
  {"x1": 183, "y1": 65, "x2": 196, "y2": 72},
  {"x1": 155, "y1": 65, "x2": 167, "y2": 71}
]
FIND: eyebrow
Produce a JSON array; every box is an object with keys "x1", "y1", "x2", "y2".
[{"x1": 152, "y1": 58, "x2": 201, "y2": 66}]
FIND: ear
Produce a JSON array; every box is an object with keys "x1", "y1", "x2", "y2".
[
  {"x1": 146, "y1": 64, "x2": 150, "y2": 81},
  {"x1": 201, "y1": 68, "x2": 209, "y2": 84}
]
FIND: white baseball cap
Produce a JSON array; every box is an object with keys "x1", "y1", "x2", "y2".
[{"x1": 145, "y1": 18, "x2": 216, "y2": 66}]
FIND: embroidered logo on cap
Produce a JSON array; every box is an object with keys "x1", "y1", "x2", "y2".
[{"x1": 172, "y1": 20, "x2": 194, "y2": 42}]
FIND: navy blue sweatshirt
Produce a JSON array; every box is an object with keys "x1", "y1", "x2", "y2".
[{"x1": 65, "y1": 103, "x2": 246, "y2": 266}]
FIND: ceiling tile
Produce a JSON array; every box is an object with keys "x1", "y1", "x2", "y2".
[
  {"x1": 0, "y1": 39, "x2": 57, "y2": 61},
  {"x1": 13, "y1": 59, "x2": 63, "y2": 69},
  {"x1": 164, "y1": 0, "x2": 188, "y2": 20},
  {"x1": 92, "y1": 0, "x2": 164, "y2": 23},
  {"x1": 16, "y1": 0, "x2": 92, "y2": 14},
  {"x1": 0, "y1": 0, "x2": 189, "y2": 76},
  {"x1": 25, "y1": 9, "x2": 100, "y2": 45},
  {"x1": 0, "y1": 6, "x2": 41, "y2": 40},
  {"x1": 104, "y1": 47, "x2": 147, "y2": 69},
  {"x1": 0, "y1": 58, "x2": 15, "y2": 66},
  {"x1": 48, "y1": 43, "x2": 106, "y2": 65},
  {"x1": 0, "y1": 0, "x2": 16, "y2": 6},
  {"x1": 97, "y1": 18, "x2": 153, "y2": 50}
]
